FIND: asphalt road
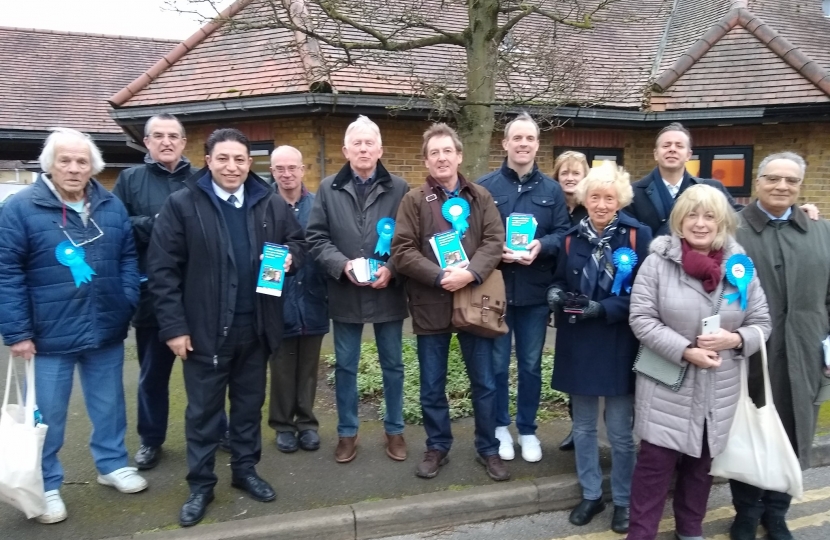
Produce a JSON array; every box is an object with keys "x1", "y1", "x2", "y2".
[{"x1": 379, "y1": 465, "x2": 830, "y2": 540}]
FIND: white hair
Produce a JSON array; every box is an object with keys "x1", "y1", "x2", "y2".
[
  {"x1": 270, "y1": 145, "x2": 303, "y2": 162},
  {"x1": 757, "y1": 151, "x2": 806, "y2": 178},
  {"x1": 343, "y1": 115, "x2": 382, "y2": 147},
  {"x1": 39, "y1": 128, "x2": 106, "y2": 175}
]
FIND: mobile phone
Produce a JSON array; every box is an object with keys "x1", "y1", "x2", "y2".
[{"x1": 701, "y1": 314, "x2": 721, "y2": 335}]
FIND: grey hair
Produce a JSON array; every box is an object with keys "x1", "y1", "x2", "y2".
[
  {"x1": 39, "y1": 128, "x2": 106, "y2": 175},
  {"x1": 144, "y1": 113, "x2": 185, "y2": 137},
  {"x1": 503, "y1": 112, "x2": 540, "y2": 139},
  {"x1": 344, "y1": 115, "x2": 382, "y2": 147},
  {"x1": 757, "y1": 151, "x2": 806, "y2": 178}
]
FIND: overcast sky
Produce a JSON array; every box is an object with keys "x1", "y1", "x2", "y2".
[{"x1": 3, "y1": 0, "x2": 235, "y2": 40}]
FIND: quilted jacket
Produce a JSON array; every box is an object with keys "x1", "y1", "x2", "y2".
[{"x1": 628, "y1": 235, "x2": 771, "y2": 458}]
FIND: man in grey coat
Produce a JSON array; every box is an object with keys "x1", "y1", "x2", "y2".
[
  {"x1": 306, "y1": 115, "x2": 410, "y2": 464},
  {"x1": 730, "y1": 152, "x2": 830, "y2": 540}
]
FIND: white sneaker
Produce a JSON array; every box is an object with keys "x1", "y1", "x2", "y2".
[
  {"x1": 518, "y1": 434, "x2": 543, "y2": 463},
  {"x1": 97, "y1": 467, "x2": 148, "y2": 494},
  {"x1": 36, "y1": 490, "x2": 67, "y2": 524},
  {"x1": 495, "y1": 426, "x2": 515, "y2": 461}
]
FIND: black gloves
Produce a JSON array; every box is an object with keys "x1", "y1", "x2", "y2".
[
  {"x1": 578, "y1": 300, "x2": 606, "y2": 320},
  {"x1": 547, "y1": 287, "x2": 566, "y2": 310}
]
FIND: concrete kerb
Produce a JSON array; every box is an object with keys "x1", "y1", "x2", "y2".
[{"x1": 106, "y1": 438, "x2": 830, "y2": 540}]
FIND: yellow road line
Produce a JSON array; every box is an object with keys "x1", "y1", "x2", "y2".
[{"x1": 550, "y1": 487, "x2": 830, "y2": 540}]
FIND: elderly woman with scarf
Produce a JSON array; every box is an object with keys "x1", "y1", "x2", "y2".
[
  {"x1": 547, "y1": 162, "x2": 652, "y2": 534},
  {"x1": 626, "y1": 184, "x2": 771, "y2": 540}
]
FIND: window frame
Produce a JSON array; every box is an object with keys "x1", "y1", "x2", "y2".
[
  {"x1": 553, "y1": 147, "x2": 625, "y2": 167},
  {"x1": 687, "y1": 146, "x2": 754, "y2": 197},
  {"x1": 250, "y1": 141, "x2": 274, "y2": 184}
]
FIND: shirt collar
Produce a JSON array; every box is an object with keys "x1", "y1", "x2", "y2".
[
  {"x1": 756, "y1": 200, "x2": 792, "y2": 222},
  {"x1": 352, "y1": 168, "x2": 376, "y2": 184},
  {"x1": 212, "y1": 181, "x2": 245, "y2": 207},
  {"x1": 662, "y1": 177, "x2": 681, "y2": 198}
]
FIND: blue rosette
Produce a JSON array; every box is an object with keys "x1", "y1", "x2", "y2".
[
  {"x1": 725, "y1": 254, "x2": 754, "y2": 310},
  {"x1": 55, "y1": 240, "x2": 96, "y2": 287},
  {"x1": 374, "y1": 217, "x2": 395, "y2": 257},
  {"x1": 442, "y1": 197, "x2": 470, "y2": 235},
  {"x1": 611, "y1": 247, "x2": 638, "y2": 295}
]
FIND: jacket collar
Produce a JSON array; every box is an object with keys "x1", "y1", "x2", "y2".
[
  {"x1": 144, "y1": 154, "x2": 193, "y2": 176},
  {"x1": 642, "y1": 167, "x2": 697, "y2": 192},
  {"x1": 331, "y1": 160, "x2": 392, "y2": 190},
  {"x1": 650, "y1": 234, "x2": 744, "y2": 266},
  {"x1": 425, "y1": 173, "x2": 477, "y2": 199},
  {"x1": 188, "y1": 167, "x2": 273, "y2": 208},
  {"x1": 499, "y1": 159, "x2": 539, "y2": 183},
  {"x1": 31, "y1": 173, "x2": 111, "y2": 211},
  {"x1": 742, "y1": 199, "x2": 808, "y2": 234}
]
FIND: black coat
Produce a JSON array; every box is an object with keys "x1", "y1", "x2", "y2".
[
  {"x1": 624, "y1": 168, "x2": 742, "y2": 237},
  {"x1": 148, "y1": 168, "x2": 306, "y2": 361},
  {"x1": 550, "y1": 212, "x2": 652, "y2": 396},
  {"x1": 112, "y1": 156, "x2": 197, "y2": 326}
]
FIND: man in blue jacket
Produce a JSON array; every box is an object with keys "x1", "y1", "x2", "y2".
[
  {"x1": 268, "y1": 146, "x2": 329, "y2": 453},
  {"x1": 478, "y1": 113, "x2": 570, "y2": 463}
]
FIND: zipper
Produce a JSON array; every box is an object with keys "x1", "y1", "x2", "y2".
[{"x1": 213, "y1": 355, "x2": 218, "y2": 370}]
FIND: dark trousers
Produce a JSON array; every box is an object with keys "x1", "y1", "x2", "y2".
[
  {"x1": 137, "y1": 326, "x2": 228, "y2": 447},
  {"x1": 416, "y1": 331, "x2": 498, "y2": 457},
  {"x1": 729, "y1": 480, "x2": 792, "y2": 522},
  {"x1": 627, "y1": 438, "x2": 713, "y2": 540},
  {"x1": 182, "y1": 325, "x2": 267, "y2": 493},
  {"x1": 268, "y1": 334, "x2": 324, "y2": 433}
]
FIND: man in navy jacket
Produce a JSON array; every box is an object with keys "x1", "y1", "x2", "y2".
[{"x1": 478, "y1": 113, "x2": 570, "y2": 463}]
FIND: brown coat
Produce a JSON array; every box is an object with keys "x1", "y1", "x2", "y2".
[{"x1": 391, "y1": 177, "x2": 505, "y2": 335}]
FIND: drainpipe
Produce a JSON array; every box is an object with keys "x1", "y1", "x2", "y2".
[{"x1": 317, "y1": 123, "x2": 326, "y2": 181}]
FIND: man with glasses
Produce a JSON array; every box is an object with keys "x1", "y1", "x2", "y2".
[
  {"x1": 113, "y1": 114, "x2": 229, "y2": 470},
  {"x1": 729, "y1": 152, "x2": 830, "y2": 540}
]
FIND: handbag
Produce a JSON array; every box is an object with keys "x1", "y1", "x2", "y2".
[
  {"x1": 632, "y1": 284, "x2": 724, "y2": 391},
  {"x1": 710, "y1": 325, "x2": 803, "y2": 499},
  {"x1": 0, "y1": 355, "x2": 49, "y2": 518}
]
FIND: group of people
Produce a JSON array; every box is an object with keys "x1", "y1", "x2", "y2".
[{"x1": 0, "y1": 114, "x2": 827, "y2": 540}]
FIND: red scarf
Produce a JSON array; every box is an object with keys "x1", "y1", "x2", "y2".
[{"x1": 681, "y1": 240, "x2": 724, "y2": 293}]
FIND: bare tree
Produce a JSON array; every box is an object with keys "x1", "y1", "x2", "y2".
[{"x1": 168, "y1": 0, "x2": 651, "y2": 179}]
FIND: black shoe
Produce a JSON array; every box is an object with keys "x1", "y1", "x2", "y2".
[
  {"x1": 730, "y1": 513, "x2": 760, "y2": 540},
  {"x1": 559, "y1": 430, "x2": 575, "y2": 452},
  {"x1": 298, "y1": 430, "x2": 320, "y2": 451},
  {"x1": 569, "y1": 498, "x2": 606, "y2": 526},
  {"x1": 179, "y1": 492, "x2": 214, "y2": 527},
  {"x1": 611, "y1": 505, "x2": 630, "y2": 534},
  {"x1": 231, "y1": 473, "x2": 276, "y2": 502},
  {"x1": 761, "y1": 515, "x2": 793, "y2": 540},
  {"x1": 134, "y1": 445, "x2": 161, "y2": 470},
  {"x1": 276, "y1": 431, "x2": 299, "y2": 453},
  {"x1": 219, "y1": 430, "x2": 231, "y2": 453}
]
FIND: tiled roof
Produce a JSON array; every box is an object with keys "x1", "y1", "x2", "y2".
[
  {"x1": 110, "y1": 0, "x2": 830, "y2": 113},
  {"x1": 0, "y1": 27, "x2": 177, "y2": 134}
]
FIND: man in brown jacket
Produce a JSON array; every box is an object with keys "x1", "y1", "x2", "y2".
[{"x1": 391, "y1": 123, "x2": 509, "y2": 481}]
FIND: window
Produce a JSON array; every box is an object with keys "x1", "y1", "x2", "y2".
[
  {"x1": 685, "y1": 146, "x2": 753, "y2": 197},
  {"x1": 823, "y1": 0, "x2": 830, "y2": 17},
  {"x1": 250, "y1": 142, "x2": 274, "y2": 183},
  {"x1": 554, "y1": 147, "x2": 624, "y2": 168}
]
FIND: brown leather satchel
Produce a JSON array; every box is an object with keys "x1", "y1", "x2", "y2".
[{"x1": 423, "y1": 185, "x2": 508, "y2": 338}]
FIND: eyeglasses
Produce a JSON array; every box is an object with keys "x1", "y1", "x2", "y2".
[
  {"x1": 60, "y1": 218, "x2": 104, "y2": 247},
  {"x1": 271, "y1": 165, "x2": 302, "y2": 174},
  {"x1": 758, "y1": 174, "x2": 802, "y2": 186},
  {"x1": 149, "y1": 132, "x2": 183, "y2": 142}
]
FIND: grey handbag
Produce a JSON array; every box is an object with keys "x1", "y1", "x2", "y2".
[{"x1": 633, "y1": 284, "x2": 724, "y2": 391}]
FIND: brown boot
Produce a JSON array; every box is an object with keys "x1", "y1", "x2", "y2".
[
  {"x1": 384, "y1": 433, "x2": 407, "y2": 461},
  {"x1": 335, "y1": 435, "x2": 358, "y2": 463},
  {"x1": 477, "y1": 453, "x2": 510, "y2": 481},
  {"x1": 415, "y1": 449, "x2": 449, "y2": 479}
]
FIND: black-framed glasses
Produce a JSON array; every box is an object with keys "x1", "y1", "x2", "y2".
[
  {"x1": 758, "y1": 174, "x2": 803, "y2": 186},
  {"x1": 59, "y1": 218, "x2": 104, "y2": 247}
]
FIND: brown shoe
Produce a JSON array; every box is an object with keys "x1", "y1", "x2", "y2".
[
  {"x1": 384, "y1": 433, "x2": 407, "y2": 461},
  {"x1": 415, "y1": 449, "x2": 449, "y2": 479},
  {"x1": 477, "y1": 453, "x2": 510, "y2": 481},
  {"x1": 335, "y1": 435, "x2": 358, "y2": 463}
]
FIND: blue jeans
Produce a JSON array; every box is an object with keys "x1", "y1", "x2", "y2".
[
  {"x1": 417, "y1": 332, "x2": 498, "y2": 456},
  {"x1": 571, "y1": 393, "x2": 635, "y2": 506},
  {"x1": 34, "y1": 343, "x2": 129, "y2": 492},
  {"x1": 332, "y1": 320, "x2": 404, "y2": 437},
  {"x1": 492, "y1": 304, "x2": 549, "y2": 435}
]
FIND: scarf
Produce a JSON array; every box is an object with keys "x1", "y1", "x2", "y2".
[
  {"x1": 577, "y1": 214, "x2": 620, "y2": 299},
  {"x1": 680, "y1": 239, "x2": 724, "y2": 293}
]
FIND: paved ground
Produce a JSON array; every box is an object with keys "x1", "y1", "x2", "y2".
[{"x1": 379, "y1": 465, "x2": 830, "y2": 540}]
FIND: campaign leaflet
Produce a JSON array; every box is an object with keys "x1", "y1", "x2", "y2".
[
  {"x1": 506, "y1": 213, "x2": 538, "y2": 256},
  {"x1": 351, "y1": 257, "x2": 385, "y2": 283},
  {"x1": 429, "y1": 230, "x2": 469, "y2": 269},
  {"x1": 256, "y1": 243, "x2": 289, "y2": 297}
]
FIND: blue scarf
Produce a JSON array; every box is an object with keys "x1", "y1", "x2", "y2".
[{"x1": 577, "y1": 214, "x2": 620, "y2": 299}]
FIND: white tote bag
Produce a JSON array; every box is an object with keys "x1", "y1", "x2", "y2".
[
  {"x1": 0, "y1": 355, "x2": 49, "y2": 518},
  {"x1": 710, "y1": 326, "x2": 803, "y2": 499}
]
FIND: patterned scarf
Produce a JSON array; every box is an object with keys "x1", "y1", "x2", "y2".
[{"x1": 577, "y1": 214, "x2": 620, "y2": 299}]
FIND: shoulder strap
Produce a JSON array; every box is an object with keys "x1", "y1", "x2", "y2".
[
  {"x1": 629, "y1": 228, "x2": 636, "y2": 252},
  {"x1": 565, "y1": 235, "x2": 571, "y2": 256},
  {"x1": 424, "y1": 187, "x2": 451, "y2": 235}
]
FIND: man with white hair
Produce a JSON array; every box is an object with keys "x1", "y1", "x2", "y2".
[
  {"x1": 0, "y1": 128, "x2": 145, "y2": 524},
  {"x1": 306, "y1": 115, "x2": 410, "y2": 464}
]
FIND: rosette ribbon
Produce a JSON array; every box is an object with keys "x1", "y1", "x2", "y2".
[
  {"x1": 725, "y1": 253, "x2": 754, "y2": 310},
  {"x1": 442, "y1": 197, "x2": 470, "y2": 235},
  {"x1": 374, "y1": 217, "x2": 395, "y2": 257},
  {"x1": 55, "y1": 240, "x2": 96, "y2": 287},
  {"x1": 611, "y1": 247, "x2": 638, "y2": 295}
]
